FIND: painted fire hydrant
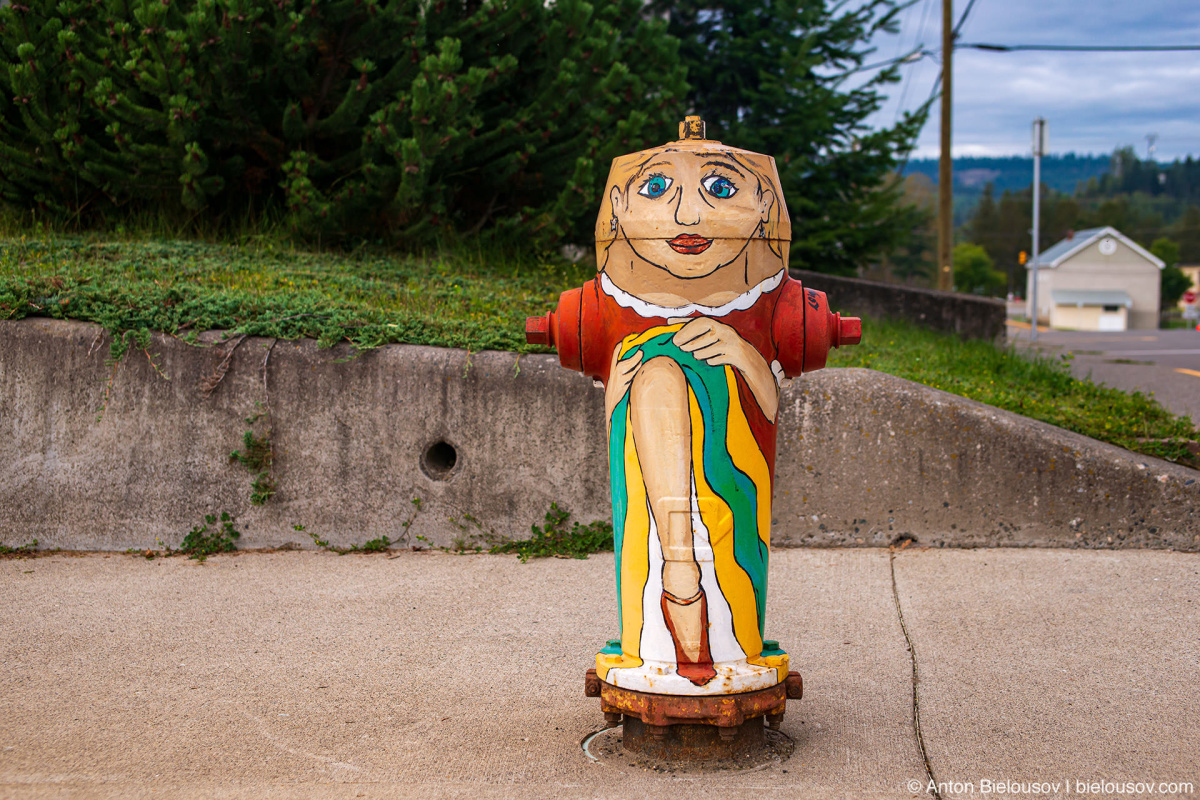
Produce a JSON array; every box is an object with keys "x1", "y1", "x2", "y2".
[{"x1": 526, "y1": 116, "x2": 861, "y2": 754}]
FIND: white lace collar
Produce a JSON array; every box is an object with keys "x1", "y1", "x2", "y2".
[{"x1": 599, "y1": 269, "x2": 785, "y2": 319}]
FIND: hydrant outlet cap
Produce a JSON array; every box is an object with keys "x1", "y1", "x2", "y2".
[
  {"x1": 839, "y1": 316, "x2": 862, "y2": 347},
  {"x1": 526, "y1": 314, "x2": 552, "y2": 346}
]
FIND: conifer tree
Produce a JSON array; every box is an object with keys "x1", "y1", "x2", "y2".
[
  {"x1": 1173, "y1": 205, "x2": 1200, "y2": 264},
  {"x1": 653, "y1": 0, "x2": 927, "y2": 275},
  {"x1": 0, "y1": 0, "x2": 686, "y2": 244}
]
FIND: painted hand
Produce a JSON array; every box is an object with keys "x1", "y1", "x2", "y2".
[
  {"x1": 669, "y1": 317, "x2": 779, "y2": 421},
  {"x1": 605, "y1": 348, "x2": 644, "y2": 431}
]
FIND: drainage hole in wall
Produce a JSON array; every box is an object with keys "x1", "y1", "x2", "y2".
[{"x1": 422, "y1": 440, "x2": 458, "y2": 480}]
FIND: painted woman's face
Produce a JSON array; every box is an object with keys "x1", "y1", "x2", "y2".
[{"x1": 611, "y1": 151, "x2": 776, "y2": 280}]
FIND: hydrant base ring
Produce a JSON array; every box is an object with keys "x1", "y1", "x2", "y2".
[{"x1": 583, "y1": 724, "x2": 795, "y2": 770}]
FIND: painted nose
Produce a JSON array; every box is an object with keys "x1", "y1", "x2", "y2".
[{"x1": 673, "y1": 188, "x2": 702, "y2": 226}]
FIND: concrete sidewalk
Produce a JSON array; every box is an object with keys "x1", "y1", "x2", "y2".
[{"x1": 1, "y1": 548, "x2": 1197, "y2": 800}]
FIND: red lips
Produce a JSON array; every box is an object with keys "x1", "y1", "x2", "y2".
[{"x1": 667, "y1": 234, "x2": 713, "y2": 255}]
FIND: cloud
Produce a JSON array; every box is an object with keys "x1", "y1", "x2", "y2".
[{"x1": 862, "y1": 0, "x2": 1200, "y2": 159}]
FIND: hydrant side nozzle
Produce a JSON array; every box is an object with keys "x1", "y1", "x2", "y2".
[
  {"x1": 525, "y1": 312, "x2": 555, "y2": 347},
  {"x1": 834, "y1": 314, "x2": 862, "y2": 348},
  {"x1": 525, "y1": 285, "x2": 586, "y2": 373}
]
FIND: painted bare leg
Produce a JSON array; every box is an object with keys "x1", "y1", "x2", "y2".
[{"x1": 629, "y1": 356, "x2": 716, "y2": 685}]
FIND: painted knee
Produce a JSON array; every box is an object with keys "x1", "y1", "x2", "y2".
[{"x1": 631, "y1": 356, "x2": 686, "y2": 403}]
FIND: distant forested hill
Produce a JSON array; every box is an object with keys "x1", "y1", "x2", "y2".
[
  {"x1": 904, "y1": 154, "x2": 1113, "y2": 195},
  {"x1": 905, "y1": 154, "x2": 1116, "y2": 226},
  {"x1": 941, "y1": 147, "x2": 1200, "y2": 297}
]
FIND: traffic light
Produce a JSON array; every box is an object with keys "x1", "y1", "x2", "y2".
[{"x1": 1018, "y1": 251, "x2": 1028, "y2": 265}]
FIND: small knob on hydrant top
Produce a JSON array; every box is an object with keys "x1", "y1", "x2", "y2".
[
  {"x1": 679, "y1": 115, "x2": 707, "y2": 140},
  {"x1": 525, "y1": 314, "x2": 552, "y2": 346}
]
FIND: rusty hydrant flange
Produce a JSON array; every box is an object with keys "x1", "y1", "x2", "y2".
[{"x1": 595, "y1": 675, "x2": 791, "y2": 729}]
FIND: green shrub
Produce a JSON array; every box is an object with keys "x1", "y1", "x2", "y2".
[
  {"x1": 953, "y1": 242, "x2": 1007, "y2": 296},
  {"x1": 178, "y1": 512, "x2": 241, "y2": 561},
  {"x1": 230, "y1": 427, "x2": 275, "y2": 504},
  {"x1": 0, "y1": 538, "x2": 38, "y2": 556},
  {"x1": 0, "y1": 0, "x2": 685, "y2": 244},
  {"x1": 491, "y1": 503, "x2": 613, "y2": 562}
]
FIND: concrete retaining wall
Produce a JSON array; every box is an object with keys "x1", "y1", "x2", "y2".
[
  {"x1": 792, "y1": 269, "x2": 1007, "y2": 341},
  {"x1": 1, "y1": 318, "x2": 1196, "y2": 552}
]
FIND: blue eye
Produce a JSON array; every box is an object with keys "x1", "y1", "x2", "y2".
[
  {"x1": 638, "y1": 174, "x2": 672, "y2": 199},
  {"x1": 702, "y1": 175, "x2": 737, "y2": 199}
]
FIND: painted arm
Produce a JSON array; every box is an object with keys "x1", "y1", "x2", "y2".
[{"x1": 604, "y1": 346, "x2": 643, "y2": 434}]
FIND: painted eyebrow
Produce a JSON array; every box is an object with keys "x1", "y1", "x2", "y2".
[
  {"x1": 639, "y1": 161, "x2": 674, "y2": 174},
  {"x1": 624, "y1": 160, "x2": 676, "y2": 194},
  {"x1": 702, "y1": 159, "x2": 745, "y2": 177}
]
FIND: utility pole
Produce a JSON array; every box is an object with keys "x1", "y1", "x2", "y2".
[
  {"x1": 1029, "y1": 117, "x2": 1047, "y2": 343},
  {"x1": 937, "y1": 0, "x2": 954, "y2": 291}
]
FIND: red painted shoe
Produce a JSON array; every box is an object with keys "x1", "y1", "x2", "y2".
[{"x1": 661, "y1": 589, "x2": 717, "y2": 686}]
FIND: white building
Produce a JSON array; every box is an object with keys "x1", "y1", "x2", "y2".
[{"x1": 1026, "y1": 227, "x2": 1164, "y2": 331}]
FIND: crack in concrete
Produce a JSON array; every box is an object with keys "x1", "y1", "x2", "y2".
[
  {"x1": 890, "y1": 547, "x2": 941, "y2": 800},
  {"x1": 235, "y1": 707, "x2": 364, "y2": 779}
]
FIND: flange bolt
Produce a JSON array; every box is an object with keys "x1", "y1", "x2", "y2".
[{"x1": 584, "y1": 668, "x2": 602, "y2": 698}]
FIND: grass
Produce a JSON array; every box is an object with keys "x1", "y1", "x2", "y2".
[
  {"x1": 1, "y1": 234, "x2": 1196, "y2": 467},
  {"x1": 299, "y1": 525, "x2": 398, "y2": 555},
  {"x1": 0, "y1": 236, "x2": 588, "y2": 357},
  {"x1": 828, "y1": 317, "x2": 1199, "y2": 466},
  {"x1": 290, "y1": 502, "x2": 611, "y2": 560},
  {"x1": 0, "y1": 538, "x2": 39, "y2": 557}
]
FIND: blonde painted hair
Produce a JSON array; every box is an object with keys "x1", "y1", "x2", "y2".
[{"x1": 593, "y1": 142, "x2": 791, "y2": 247}]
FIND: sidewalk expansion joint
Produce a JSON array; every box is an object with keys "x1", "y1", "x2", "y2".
[{"x1": 890, "y1": 547, "x2": 941, "y2": 800}]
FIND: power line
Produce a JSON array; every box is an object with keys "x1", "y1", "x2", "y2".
[
  {"x1": 926, "y1": 67, "x2": 943, "y2": 104},
  {"x1": 952, "y1": 0, "x2": 981, "y2": 36},
  {"x1": 855, "y1": 49, "x2": 929, "y2": 73},
  {"x1": 905, "y1": 36, "x2": 1197, "y2": 103},
  {"x1": 909, "y1": 0, "x2": 982, "y2": 120},
  {"x1": 960, "y1": 43, "x2": 1200, "y2": 52},
  {"x1": 888, "y1": 0, "x2": 923, "y2": 63},
  {"x1": 911, "y1": 0, "x2": 936, "y2": 57},
  {"x1": 888, "y1": 0, "x2": 973, "y2": 134},
  {"x1": 894, "y1": 0, "x2": 935, "y2": 124}
]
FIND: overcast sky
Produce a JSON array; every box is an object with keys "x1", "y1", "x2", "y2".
[{"x1": 861, "y1": 0, "x2": 1200, "y2": 161}]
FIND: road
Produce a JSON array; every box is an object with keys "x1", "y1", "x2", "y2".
[{"x1": 1007, "y1": 322, "x2": 1200, "y2": 425}]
